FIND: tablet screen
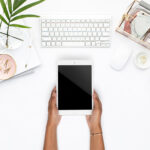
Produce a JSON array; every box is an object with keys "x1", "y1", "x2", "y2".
[{"x1": 58, "y1": 65, "x2": 92, "y2": 110}]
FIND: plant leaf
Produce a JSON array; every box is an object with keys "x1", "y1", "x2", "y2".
[
  {"x1": 11, "y1": 14, "x2": 40, "y2": 22},
  {"x1": 12, "y1": 0, "x2": 45, "y2": 17},
  {"x1": 0, "y1": 20, "x2": 2, "y2": 28},
  {"x1": 10, "y1": 24, "x2": 31, "y2": 28},
  {"x1": 7, "y1": 0, "x2": 12, "y2": 14},
  {"x1": 13, "y1": 0, "x2": 27, "y2": 11},
  {"x1": 0, "y1": 15, "x2": 8, "y2": 25},
  {"x1": 0, "y1": 0, "x2": 10, "y2": 20}
]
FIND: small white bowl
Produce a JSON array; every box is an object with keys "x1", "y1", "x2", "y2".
[{"x1": 134, "y1": 52, "x2": 150, "y2": 69}]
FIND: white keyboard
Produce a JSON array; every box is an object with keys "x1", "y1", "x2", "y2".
[{"x1": 41, "y1": 18, "x2": 111, "y2": 48}]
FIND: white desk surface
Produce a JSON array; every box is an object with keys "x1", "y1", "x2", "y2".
[{"x1": 0, "y1": 0, "x2": 150, "y2": 150}]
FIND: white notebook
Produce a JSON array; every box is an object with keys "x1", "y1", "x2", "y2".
[{"x1": 0, "y1": 29, "x2": 41, "y2": 82}]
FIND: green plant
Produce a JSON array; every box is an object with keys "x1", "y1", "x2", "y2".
[{"x1": 0, "y1": 0, "x2": 45, "y2": 47}]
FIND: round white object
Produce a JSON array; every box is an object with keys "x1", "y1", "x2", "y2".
[{"x1": 134, "y1": 52, "x2": 150, "y2": 69}]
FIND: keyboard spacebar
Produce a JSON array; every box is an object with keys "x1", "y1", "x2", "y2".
[{"x1": 62, "y1": 42, "x2": 85, "y2": 47}]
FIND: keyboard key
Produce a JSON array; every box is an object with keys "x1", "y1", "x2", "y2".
[
  {"x1": 101, "y1": 43, "x2": 107, "y2": 47},
  {"x1": 63, "y1": 28, "x2": 67, "y2": 31},
  {"x1": 51, "y1": 20, "x2": 55, "y2": 23},
  {"x1": 92, "y1": 42, "x2": 96, "y2": 46},
  {"x1": 42, "y1": 19, "x2": 46, "y2": 23},
  {"x1": 50, "y1": 32, "x2": 54, "y2": 36},
  {"x1": 87, "y1": 28, "x2": 91, "y2": 31},
  {"x1": 86, "y1": 42, "x2": 91, "y2": 46},
  {"x1": 96, "y1": 37, "x2": 99, "y2": 41},
  {"x1": 91, "y1": 37, "x2": 94, "y2": 41},
  {"x1": 62, "y1": 37, "x2": 67, "y2": 41},
  {"x1": 104, "y1": 23, "x2": 110, "y2": 27},
  {"x1": 99, "y1": 23, "x2": 103, "y2": 27},
  {"x1": 88, "y1": 32, "x2": 92, "y2": 36},
  {"x1": 53, "y1": 37, "x2": 57, "y2": 41},
  {"x1": 54, "y1": 28, "x2": 57, "y2": 31},
  {"x1": 101, "y1": 28, "x2": 105, "y2": 31},
  {"x1": 57, "y1": 37, "x2": 61, "y2": 41},
  {"x1": 60, "y1": 32, "x2": 63, "y2": 36},
  {"x1": 98, "y1": 32, "x2": 102, "y2": 36},
  {"x1": 55, "y1": 32, "x2": 59, "y2": 36},
  {"x1": 106, "y1": 28, "x2": 110, "y2": 32},
  {"x1": 42, "y1": 32, "x2": 49, "y2": 36},
  {"x1": 56, "y1": 23, "x2": 61, "y2": 27},
  {"x1": 59, "y1": 28, "x2": 63, "y2": 31},
  {"x1": 52, "y1": 42, "x2": 55, "y2": 46},
  {"x1": 42, "y1": 42, "x2": 46, "y2": 47},
  {"x1": 47, "y1": 23, "x2": 50, "y2": 27},
  {"x1": 67, "y1": 37, "x2": 71, "y2": 41},
  {"x1": 91, "y1": 28, "x2": 96, "y2": 31},
  {"x1": 105, "y1": 43, "x2": 111, "y2": 47},
  {"x1": 42, "y1": 27, "x2": 48, "y2": 32},
  {"x1": 94, "y1": 24, "x2": 98, "y2": 27},
  {"x1": 47, "y1": 42, "x2": 51, "y2": 46},
  {"x1": 56, "y1": 42, "x2": 61, "y2": 46},
  {"x1": 89, "y1": 23, "x2": 93, "y2": 27},
  {"x1": 83, "y1": 32, "x2": 87, "y2": 36},
  {"x1": 100, "y1": 37, "x2": 110, "y2": 41},
  {"x1": 62, "y1": 42, "x2": 85, "y2": 47},
  {"x1": 103, "y1": 32, "x2": 110, "y2": 36},
  {"x1": 51, "y1": 23, "x2": 55, "y2": 27},
  {"x1": 93, "y1": 32, "x2": 97, "y2": 36},
  {"x1": 86, "y1": 37, "x2": 90, "y2": 41},
  {"x1": 49, "y1": 28, "x2": 53, "y2": 31},
  {"x1": 42, "y1": 37, "x2": 51, "y2": 41},
  {"x1": 64, "y1": 32, "x2": 69, "y2": 36}
]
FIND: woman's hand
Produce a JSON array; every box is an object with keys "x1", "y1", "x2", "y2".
[
  {"x1": 86, "y1": 90, "x2": 102, "y2": 133},
  {"x1": 47, "y1": 87, "x2": 61, "y2": 129},
  {"x1": 44, "y1": 87, "x2": 61, "y2": 150}
]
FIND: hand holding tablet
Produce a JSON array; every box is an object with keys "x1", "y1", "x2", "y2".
[
  {"x1": 57, "y1": 60, "x2": 93, "y2": 115},
  {"x1": 86, "y1": 91, "x2": 102, "y2": 133},
  {"x1": 47, "y1": 88, "x2": 102, "y2": 130},
  {"x1": 47, "y1": 87, "x2": 61, "y2": 128},
  {"x1": 44, "y1": 87, "x2": 104, "y2": 150}
]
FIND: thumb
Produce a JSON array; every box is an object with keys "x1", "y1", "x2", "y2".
[
  {"x1": 51, "y1": 97, "x2": 57, "y2": 108},
  {"x1": 51, "y1": 87, "x2": 56, "y2": 97},
  {"x1": 86, "y1": 115, "x2": 90, "y2": 122},
  {"x1": 93, "y1": 90, "x2": 100, "y2": 108}
]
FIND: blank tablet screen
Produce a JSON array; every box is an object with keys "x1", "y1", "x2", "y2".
[{"x1": 58, "y1": 65, "x2": 92, "y2": 110}]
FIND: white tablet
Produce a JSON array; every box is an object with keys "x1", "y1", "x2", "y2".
[{"x1": 57, "y1": 60, "x2": 93, "y2": 115}]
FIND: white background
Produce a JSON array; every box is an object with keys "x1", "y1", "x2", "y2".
[{"x1": 0, "y1": 0, "x2": 150, "y2": 150}]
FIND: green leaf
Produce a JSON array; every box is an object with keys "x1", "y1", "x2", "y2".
[
  {"x1": 0, "y1": 0, "x2": 10, "y2": 20},
  {"x1": 12, "y1": 0, "x2": 45, "y2": 17},
  {"x1": 11, "y1": 14, "x2": 40, "y2": 22},
  {"x1": 0, "y1": 20, "x2": 2, "y2": 28},
  {"x1": 0, "y1": 15, "x2": 8, "y2": 25},
  {"x1": 10, "y1": 24, "x2": 31, "y2": 28},
  {"x1": 7, "y1": 0, "x2": 12, "y2": 14},
  {"x1": 13, "y1": 0, "x2": 27, "y2": 11}
]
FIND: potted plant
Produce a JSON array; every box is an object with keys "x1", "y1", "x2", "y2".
[{"x1": 0, "y1": 0, "x2": 45, "y2": 49}]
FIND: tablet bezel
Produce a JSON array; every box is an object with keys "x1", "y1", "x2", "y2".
[{"x1": 57, "y1": 60, "x2": 93, "y2": 115}]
